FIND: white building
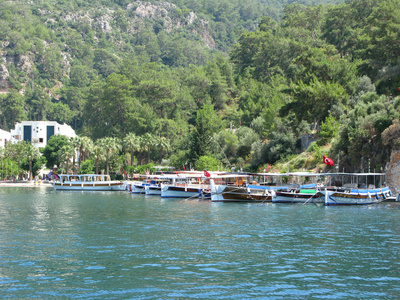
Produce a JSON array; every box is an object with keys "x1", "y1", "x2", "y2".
[
  {"x1": 10, "y1": 121, "x2": 77, "y2": 148},
  {"x1": 0, "y1": 129, "x2": 11, "y2": 148}
]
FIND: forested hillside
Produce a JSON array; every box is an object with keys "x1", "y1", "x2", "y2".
[{"x1": 1, "y1": 0, "x2": 400, "y2": 176}]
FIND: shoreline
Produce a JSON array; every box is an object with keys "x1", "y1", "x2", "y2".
[{"x1": 0, "y1": 181, "x2": 52, "y2": 187}]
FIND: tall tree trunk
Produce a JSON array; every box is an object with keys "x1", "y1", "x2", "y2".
[
  {"x1": 106, "y1": 150, "x2": 110, "y2": 175},
  {"x1": 29, "y1": 158, "x2": 33, "y2": 181},
  {"x1": 96, "y1": 157, "x2": 99, "y2": 174}
]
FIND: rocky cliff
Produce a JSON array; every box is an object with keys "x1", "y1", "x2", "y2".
[
  {"x1": 386, "y1": 150, "x2": 400, "y2": 195},
  {"x1": 0, "y1": 1, "x2": 216, "y2": 95}
]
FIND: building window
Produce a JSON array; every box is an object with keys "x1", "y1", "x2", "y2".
[{"x1": 39, "y1": 138, "x2": 43, "y2": 143}]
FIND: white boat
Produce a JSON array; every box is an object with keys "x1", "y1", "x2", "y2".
[
  {"x1": 160, "y1": 171, "x2": 210, "y2": 199},
  {"x1": 320, "y1": 173, "x2": 392, "y2": 205},
  {"x1": 131, "y1": 181, "x2": 147, "y2": 194},
  {"x1": 145, "y1": 177, "x2": 168, "y2": 196},
  {"x1": 145, "y1": 184, "x2": 162, "y2": 195},
  {"x1": 161, "y1": 183, "x2": 204, "y2": 198},
  {"x1": 321, "y1": 187, "x2": 391, "y2": 205},
  {"x1": 51, "y1": 174, "x2": 126, "y2": 191},
  {"x1": 131, "y1": 175, "x2": 166, "y2": 195}
]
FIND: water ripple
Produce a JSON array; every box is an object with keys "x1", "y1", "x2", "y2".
[{"x1": 0, "y1": 189, "x2": 399, "y2": 299}]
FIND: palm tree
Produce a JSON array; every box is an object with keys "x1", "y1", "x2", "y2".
[
  {"x1": 123, "y1": 132, "x2": 140, "y2": 166},
  {"x1": 141, "y1": 133, "x2": 156, "y2": 164},
  {"x1": 81, "y1": 137, "x2": 94, "y2": 162},
  {"x1": 25, "y1": 143, "x2": 41, "y2": 180},
  {"x1": 92, "y1": 143, "x2": 105, "y2": 174},
  {"x1": 98, "y1": 137, "x2": 121, "y2": 175},
  {"x1": 157, "y1": 136, "x2": 171, "y2": 163},
  {"x1": 58, "y1": 144, "x2": 75, "y2": 175},
  {"x1": 70, "y1": 136, "x2": 81, "y2": 174}
]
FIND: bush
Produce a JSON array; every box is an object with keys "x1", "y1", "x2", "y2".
[
  {"x1": 79, "y1": 159, "x2": 95, "y2": 174},
  {"x1": 195, "y1": 155, "x2": 221, "y2": 171}
]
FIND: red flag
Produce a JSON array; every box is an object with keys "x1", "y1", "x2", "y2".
[
  {"x1": 122, "y1": 166, "x2": 128, "y2": 179},
  {"x1": 323, "y1": 155, "x2": 334, "y2": 166},
  {"x1": 183, "y1": 164, "x2": 186, "y2": 170},
  {"x1": 204, "y1": 170, "x2": 211, "y2": 178}
]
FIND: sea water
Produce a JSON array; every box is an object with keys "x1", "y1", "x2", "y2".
[{"x1": 0, "y1": 187, "x2": 399, "y2": 299}]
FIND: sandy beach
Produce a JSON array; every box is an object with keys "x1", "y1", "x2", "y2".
[{"x1": 0, "y1": 181, "x2": 52, "y2": 187}]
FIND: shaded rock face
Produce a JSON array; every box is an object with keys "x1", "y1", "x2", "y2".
[
  {"x1": 386, "y1": 150, "x2": 400, "y2": 194},
  {"x1": 128, "y1": 1, "x2": 216, "y2": 49},
  {"x1": 0, "y1": 64, "x2": 9, "y2": 92}
]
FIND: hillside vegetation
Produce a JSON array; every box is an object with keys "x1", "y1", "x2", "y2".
[{"x1": 1, "y1": 0, "x2": 400, "y2": 176}]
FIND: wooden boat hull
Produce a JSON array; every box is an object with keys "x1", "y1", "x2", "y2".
[
  {"x1": 272, "y1": 191, "x2": 323, "y2": 204},
  {"x1": 210, "y1": 184, "x2": 271, "y2": 203}
]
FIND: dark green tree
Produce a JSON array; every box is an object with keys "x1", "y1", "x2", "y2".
[
  {"x1": 41, "y1": 135, "x2": 70, "y2": 169},
  {"x1": 188, "y1": 102, "x2": 223, "y2": 163}
]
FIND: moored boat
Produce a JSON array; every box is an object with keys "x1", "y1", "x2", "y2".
[
  {"x1": 321, "y1": 187, "x2": 391, "y2": 205},
  {"x1": 209, "y1": 173, "x2": 286, "y2": 203},
  {"x1": 210, "y1": 181, "x2": 272, "y2": 202},
  {"x1": 272, "y1": 184, "x2": 323, "y2": 204},
  {"x1": 319, "y1": 172, "x2": 392, "y2": 205},
  {"x1": 145, "y1": 184, "x2": 162, "y2": 195},
  {"x1": 160, "y1": 171, "x2": 213, "y2": 199},
  {"x1": 131, "y1": 182, "x2": 147, "y2": 194},
  {"x1": 131, "y1": 175, "x2": 165, "y2": 194},
  {"x1": 51, "y1": 174, "x2": 126, "y2": 191}
]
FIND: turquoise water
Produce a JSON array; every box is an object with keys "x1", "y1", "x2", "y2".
[{"x1": 0, "y1": 187, "x2": 399, "y2": 299}]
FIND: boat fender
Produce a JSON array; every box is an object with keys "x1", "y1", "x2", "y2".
[
  {"x1": 375, "y1": 193, "x2": 379, "y2": 200},
  {"x1": 271, "y1": 190, "x2": 276, "y2": 198}
]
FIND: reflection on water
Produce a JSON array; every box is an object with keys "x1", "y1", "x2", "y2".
[{"x1": 0, "y1": 187, "x2": 399, "y2": 299}]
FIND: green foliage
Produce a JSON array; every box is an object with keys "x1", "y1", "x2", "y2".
[
  {"x1": 318, "y1": 114, "x2": 340, "y2": 145},
  {"x1": 20, "y1": 156, "x2": 46, "y2": 178},
  {"x1": 0, "y1": 158, "x2": 19, "y2": 180},
  {"x1": 280, "y1": 78, "x2": 349, "y2": 123},
  {"x1": 135, "y1": 163, "x2": 156, "y2": 174},
  {"x1": 188, "y1": 102, "x2": 223, "y2": 163},
  {"x1": 194, "y1": 155, "x2": 221, "y2": 171},
  {"x1": 235, "y1": 127, "x2": 260, "y2": 158},
  {"x1": 79, "y1": 159, "x2": 95, "y2": 174},
  {"x1": 264, "y1": 131, "x2": 297, "y2": 164},
  {"x1": 0, "y1": 92, "x2": 26, "y2": 130},
  {"x1": 41, "y1": 135, "x2": 70, "y2": 169}
]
